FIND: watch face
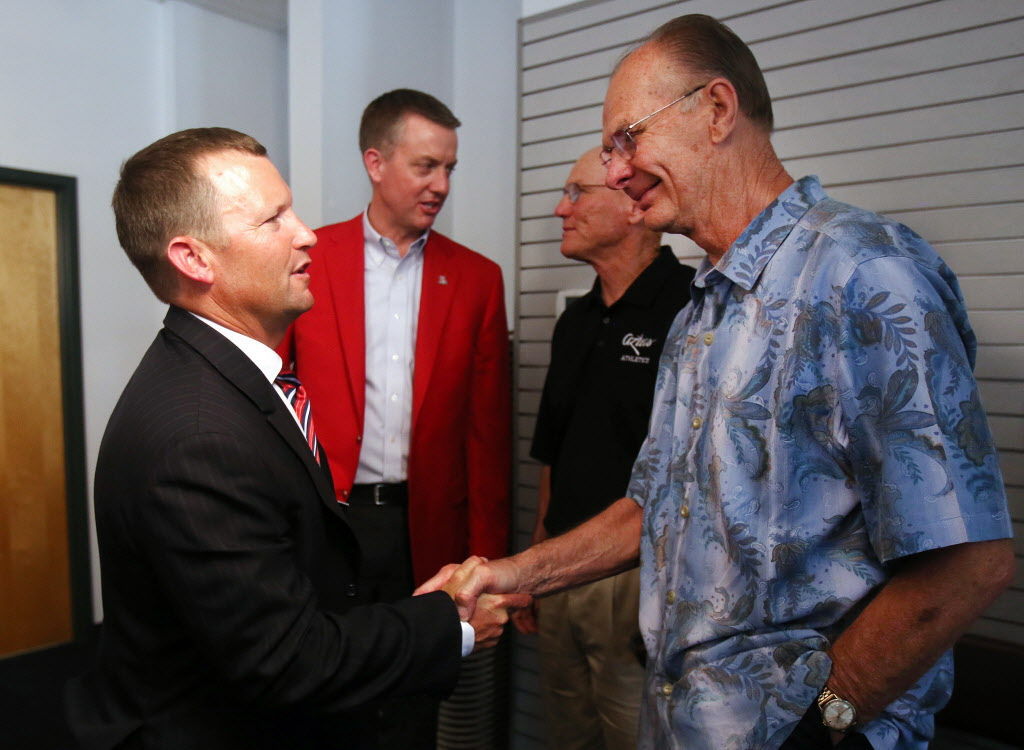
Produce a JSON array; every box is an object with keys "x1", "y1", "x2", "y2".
[{"x1": 822, "y1": 699, "x2": 856, "y2": 730}]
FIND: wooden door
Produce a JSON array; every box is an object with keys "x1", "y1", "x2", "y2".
[{"x1": 0, "y1": 172, "x2": 86, "y2": 657}]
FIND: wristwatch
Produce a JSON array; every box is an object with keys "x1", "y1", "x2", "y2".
[{"x1": 817, "y1": 686, "x2": 857, "y2": 732}]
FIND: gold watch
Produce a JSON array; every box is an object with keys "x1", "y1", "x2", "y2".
[{"x1": 817, "y1": 686, "x2": 857, "y2": 732}]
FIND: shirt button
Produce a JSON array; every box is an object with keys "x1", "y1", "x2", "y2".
[
  {"x1": 602, "y1": 316, "x2": 610, "y2": 324},
  {"x1": 679, "y1": 505, "x2": 690, "y2": 518},
  {"x1": 390, "y1": 394, "x2": 398, "y2": 402},
  {"x1": 391, "y1": 353, "x2": 399, "y2": 361},
  {"x1": 341, "y1": 488, "x2": 350, "y2": 498},
  {"x1": 661, "y1": 683, "x2": 673, "y2": 697},
  {"x1": 691, "y1": 416, "x2": 703, "y2": 429},
  {"x1": 704, "y1": 332, "x2": 714, "y2": 345},
  {"x1": 666, "y1": 590, "x2": 676, "y2": 604},
  {"x1": 356, "y1": 434, "x2": 362, "y2": 443}
]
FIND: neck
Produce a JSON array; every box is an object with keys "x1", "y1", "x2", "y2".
[
  {"x1": 592, "y1": 242, "x2": 660, "y2": 307},
  {"x1": 366, "y1": 201, "x2": 423, "y2": 257},
  {"x1": 694, "y1": 137, "x2": 793, "y2": 267},
  {"x1": 179, "y1": 296, "x2": 286, "y2": 350}
]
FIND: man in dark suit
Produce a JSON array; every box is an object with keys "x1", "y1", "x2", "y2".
[{"x1": 64, "y1": 128, "x2": 517, "y2": 750}]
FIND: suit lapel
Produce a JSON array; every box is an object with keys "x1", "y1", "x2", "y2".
[
  {"x1": 413, "y1": 235, "x2": 456, "y2": 431},
  {"x1": 162, "y1": 306, "x2": 343, "y2": 521},
  {"x1": 320, "y1": 218, "x2": 366, "y2": 429}
]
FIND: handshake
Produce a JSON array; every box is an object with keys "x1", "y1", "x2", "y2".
[
  {"x1": 417, "y1": 498, "x2": 643, "y2": 651},
  {"x1": 415, "y1": 555, "x2": 529, "y2": 652}
]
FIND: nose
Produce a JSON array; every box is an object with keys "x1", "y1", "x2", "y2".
[
  {"x1": 604, "y1": 153, "x2": 633, "y2": 191},
  {"x1": 293, "y1": 215, "x2": 317, "y2": 249},
  {"x1": 430, "y1": 169, "x2": 450, "y2": 197},
  {"x1": 554, "y1": 192, "x2": 572, "y2": 218}
]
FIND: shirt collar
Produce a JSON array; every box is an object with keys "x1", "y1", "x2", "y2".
[
  {"x1": 188, "y1": 312, "x2": 284, "y2": 383},
  {"x1": 695, "y1": 175, "x2": 826, "y2": 291},
  {"x1": 363, "y1": 210, "x2": 429, "y2": 266},
  {"x1": 591, "y1": 245, "x2": 680, "y2": 310}
]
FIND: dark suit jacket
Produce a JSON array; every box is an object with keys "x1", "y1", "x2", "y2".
[
  {"x1": 279, "y1": 215, "x2": 511, "y2": 584},
  {"x1": 65, "y1": 306, "x2": 461, "y2": 750}
]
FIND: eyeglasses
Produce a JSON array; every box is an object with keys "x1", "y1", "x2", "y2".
[
  {"x1": 600, "y1": 83, "x2": 707, "y2": 165},
  {"x1": 561, "y1": 182, "x2": 607, "y2": 204}
]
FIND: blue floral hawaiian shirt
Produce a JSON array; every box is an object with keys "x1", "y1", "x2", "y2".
[{"x1": 628, "y1": 176, "x2": 1011, "y2": 750}]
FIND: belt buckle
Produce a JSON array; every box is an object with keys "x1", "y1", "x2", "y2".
[{"x1": 373, "y1": 484, "x2": 385, "y2": 506}]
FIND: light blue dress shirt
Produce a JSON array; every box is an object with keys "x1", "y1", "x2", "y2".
[{"x1": 356, "y1": 212, "x2": 427, "y2": 484}]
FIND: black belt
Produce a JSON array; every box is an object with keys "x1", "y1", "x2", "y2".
[{"x1": 349, "y1": 482, "x2": 408, "y2": 506}]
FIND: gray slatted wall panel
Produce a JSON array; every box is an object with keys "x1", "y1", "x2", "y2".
[{"x1": 512, "y1": 1, "x2": 1023, "y2": 746}]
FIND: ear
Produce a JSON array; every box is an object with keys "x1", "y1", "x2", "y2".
[
  {"x1": 363, "y1": 148, "x2": 385, "y2": 185},
  {"x1": 166, "y1": 236, "x2": 216, "y2": 285},
  {"x1": 705, "y1": 77, "x2": 740, "y2": 144},
  {"x1": 625, "y1": 198, "x2": 647, "y2": 226}
]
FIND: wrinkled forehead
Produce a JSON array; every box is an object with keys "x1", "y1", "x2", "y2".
[
  {"x1": 201, "y1": 151, "x2": 284, "y2": 213},
  {"x1": 603, "y1": 44, "x2": 684, "y2": 130},
  {"x1": 567, "y1": 148, "x2": 606, "y2": 184},
  {"x1": 203, "y1": 154, "x2": 252, "y2": 199}
]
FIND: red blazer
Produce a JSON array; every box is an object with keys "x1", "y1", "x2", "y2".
[{"x1": 281, "y1": 215, "x2": 511, "y2": 584}]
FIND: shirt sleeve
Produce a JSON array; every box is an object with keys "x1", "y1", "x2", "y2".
[
  {"x1": 834, "y1": 254, "x2": 1012, "y2": 563},
  {"x1": 460, "y1": 621, "x2": 475, "y2": 657}
]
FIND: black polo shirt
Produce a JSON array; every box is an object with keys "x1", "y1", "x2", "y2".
[{"x1": 531, "y1": 246, "x2": 695, "y2": 536}]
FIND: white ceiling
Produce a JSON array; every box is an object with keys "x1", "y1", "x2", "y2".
[{"x1": 174, "y1": 0, "x2": 287, "y2": 32}]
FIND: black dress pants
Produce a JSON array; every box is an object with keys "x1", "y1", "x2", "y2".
[
  {"x1": 347, "y1": 484, "x2": 439, "y2": 750},
  {"x1": 779, "y1": 702, "x2": 874, "y2": 749}
]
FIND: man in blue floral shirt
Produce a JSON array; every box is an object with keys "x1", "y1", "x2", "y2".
[{"x1": 419, "y1": 13, "x2": 1014, "y2": 750}]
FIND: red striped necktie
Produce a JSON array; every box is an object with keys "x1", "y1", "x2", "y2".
[{"x1": 274, "y1": 369, "x2": 320, "y2": 464}]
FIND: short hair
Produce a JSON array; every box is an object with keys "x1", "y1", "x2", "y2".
[
  {"x1": 642, "y1": 14, "x2": 774, "y2": 132},
  {"x1": 112, "y1": 127, "x2": 266, "y2": 301},
  {"x1": 358, "y1": 88, "x2": 460, "y2": 154}
]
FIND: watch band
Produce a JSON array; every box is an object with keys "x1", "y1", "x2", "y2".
[{"x1": 817, "y1": 686, "x2": 857, "y2": 732}]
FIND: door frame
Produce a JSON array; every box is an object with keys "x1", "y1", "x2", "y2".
[{"x1": 0, "y1": 166, "x2": 92, "y2": 641}]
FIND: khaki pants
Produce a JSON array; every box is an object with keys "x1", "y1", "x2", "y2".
[{"x1": 538, "y1": 568, "x2": 645, "y2": 750}]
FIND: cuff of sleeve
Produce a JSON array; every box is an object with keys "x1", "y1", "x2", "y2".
[{"x1": 460, "y1": 620, "x2": 475, "y2": 657}]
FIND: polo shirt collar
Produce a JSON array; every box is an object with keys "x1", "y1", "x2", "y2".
[{"x1": 592, "y1": 245, "x2": 680, "y2": 310}]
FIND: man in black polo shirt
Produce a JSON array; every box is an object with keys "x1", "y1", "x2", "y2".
[{"x1": 513, "y1": 147, "x2": 694, "y2": 750}]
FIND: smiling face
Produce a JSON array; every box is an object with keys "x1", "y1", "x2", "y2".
[
  {"x1": 555, "y1": 148, "x2": 636, "y2": 263},
  {"x1": 364, "y1": 112, "x2": 458, "y2": 250},
  {"x1": 602, "y1": 44, "x2": 713, "y2": 239},
  {"x1": 201, "y1": 150, "x2": 316, "y2": 344}
]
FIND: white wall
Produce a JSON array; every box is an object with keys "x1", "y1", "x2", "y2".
[
  {"x1": 0, "y1": 0, "x2": 287, "y2": 618},
  {"x1": 521, "y1": 0, "x2": 577, "y2": 18},
  {"x1": 0, "y1": 0, "x2": 527, "y2": 622},
  {"x1": 288, "y1": 0, "x2": 519, "y2": 321},
  {"x1": 171, "y1": 2, "x2": 288, "y2": 168},
  {"x1": 452, "y1": 0, "x2": 520, "y2": 319}
]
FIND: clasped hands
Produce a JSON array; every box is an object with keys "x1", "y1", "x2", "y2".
[{"x1": 415, "y1": 555, "x2": 528, "y2": 652}]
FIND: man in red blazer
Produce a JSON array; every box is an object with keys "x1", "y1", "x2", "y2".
[{"x1": 279, "y1": 89, "x2": 511, "y2": 748}]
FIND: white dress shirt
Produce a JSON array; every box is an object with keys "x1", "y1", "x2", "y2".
[
  {"x1": 189, "y1": 313, "x2": 300, "y2": 428},
  {"x1": 355, "y1": 211, "x2": 427, "y2": 484}
]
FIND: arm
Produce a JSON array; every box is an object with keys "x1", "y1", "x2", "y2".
[
  {"x1": 466, "y1": 267, "x2": 512, "y2": 558},
  {"x1": 143, "y1": 430, "x2": 462, "y2": 710},
  {"x1": 511, "y1": 464, "x2": 552, "y2": 634},
  {"x1": 827, "y1": 538, "x2": 1014, "y2": 723},
  {"x1": 420, "y1": 495, "x2": 642, "y2": 619},
  {"x1": 827, "y1": 254, "x2": 1016, "y2": 725}
]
